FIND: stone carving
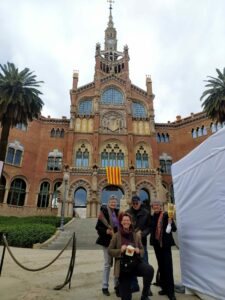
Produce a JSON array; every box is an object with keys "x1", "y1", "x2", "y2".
[{"x1": 101, "y1": 112, "x2": 125, "y2": 133}]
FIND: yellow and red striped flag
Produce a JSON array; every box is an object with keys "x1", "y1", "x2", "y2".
[{"x1": 106, "y1": 166, "x2": 122, "y2": 186}]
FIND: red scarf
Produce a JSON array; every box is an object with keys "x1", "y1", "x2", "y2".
[{"x1": 155, "y1": 211, "x2": 163, "y2": 247}]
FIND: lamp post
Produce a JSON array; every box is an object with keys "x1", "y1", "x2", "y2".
[{"x1": 60, "y1": 166, "x2": 70, "y2": 231}]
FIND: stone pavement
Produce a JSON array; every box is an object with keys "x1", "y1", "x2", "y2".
[{"x1": 0, "y1": 245, "x2": 198, "y2": 300}]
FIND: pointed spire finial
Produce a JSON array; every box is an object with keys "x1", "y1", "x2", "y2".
[{"x1": 107, "y1": 0, "x2": 115, "y2": 27}]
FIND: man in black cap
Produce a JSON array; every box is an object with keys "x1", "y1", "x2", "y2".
[{"x1": 126, "y1": 195, "x2": 152, "y2": 295}]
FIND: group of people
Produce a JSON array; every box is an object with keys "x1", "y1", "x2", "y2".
[{"x1": 95, "y1": 195, "x2": 177, "y2": 300}]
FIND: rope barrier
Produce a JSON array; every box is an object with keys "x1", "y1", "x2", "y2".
[
  {"x1": 54, "y1": 232, "x2": 76, "y2": 290},
  {"x1": 2, "y1": 234, "x2": 73, "y2": 272},
  {"x1": 0, "y1": 232, "x2": 77, "y2": 290}
]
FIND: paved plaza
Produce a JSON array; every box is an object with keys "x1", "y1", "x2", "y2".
[{"x1": 0, "y1": 246, "x2": 198, "y2": 300}]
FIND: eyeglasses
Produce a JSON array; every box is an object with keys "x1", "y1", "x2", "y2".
[{"x1": 132, "y1": 202, "x2": 140, "y2": 206}]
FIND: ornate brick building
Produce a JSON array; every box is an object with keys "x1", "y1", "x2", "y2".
[{"x1": 0, "y1": 6, "x2": 222, "y2": 217}]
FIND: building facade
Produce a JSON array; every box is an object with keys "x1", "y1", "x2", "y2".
[{"x1": 0, "y1": 7, "x2": 223, "y2": 218}]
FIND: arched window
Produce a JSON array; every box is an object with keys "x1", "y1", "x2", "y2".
[
  {"x1": 74, "y1": 188, "x2": 87, "y2": 207},
  {"x1": 197, "y1": 127, "x2": 202, "y2": 137},
  {"x1": 60, "y1": 129, "x2": 65, "y2": 138},
  {"x1": 5, "y1": 141, "x2": 24, "y2": 166},
  {"x1": 50, "y1": 128, "x2": 55, "y2": 137},
  {"x1": 210, "y1": 123, "x2": 217, "y2": 133},
  {"x1": 0, "y1": 176, "x2": 6, "y2": 203},
  {"x1": 161, "y1": 133, "x2": 166, "y2": 143},
  {"x1": 109, "y1": 150, "x2": 116, "y2": 166},
  {"x1": 139, "y1": 188, "x2": 150, "y2": 208},
  {"x1": 217, "y1": 122, "x2": 222, "y2": 130},
  {"x1": 160, "y1": 158, "x2": 172, "y2": 174},
  {"x1": 132, "y1": 102, "x2": 147, "y2": 118},
  {"x1": 47, "y1": 149, "x2": 63, "y2": 171},
  {"x1": 78, "y1": 99, "x2": 92, "y2": 115},
  {"x1": 165, "y1": 133, "x2": 170, "y2": 143},
  {"x1": 192, "y1": 129, "x2": 197, "y2": 138},
  {"x1": 37, "y1": 182, "x2": 50, "y2": 208},
  {"x1": 101, "y1": 150, "x2": 108, "y2": 168},
  {"x1": 101, "y1": 88, "x2": 124, "y2": 105},
  {"x1": 135, "y1": 146, "x2": 150, "y2": 169},
  {"x1": 156, "y1": 133, "x2": 161, "y2": 143},
  {"x1": 101, "y1": 144, "x2": 125, "y2": 168},
  {"x1": 7, "y1": 178, "x2": 26, "y2": 206},
  {"x1": 52, "y1": 181, "x2": 62, "y2": 208},
  {"x1": 117, "y1": 150, "x2": 124, "y2": 168},
  {"x1": 56, "y1": 129, "x2": 61, "y2": 138},
  {"x1": 75, "y1": 144, "x2": 89, "y2": 168},
  {"x1": 202, "y1": 125, "x2": 207, "y2": 135}
]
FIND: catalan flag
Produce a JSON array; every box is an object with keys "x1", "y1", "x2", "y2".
[{"x1": 106, "y1": 166, "x2": 122, "y2": 186}]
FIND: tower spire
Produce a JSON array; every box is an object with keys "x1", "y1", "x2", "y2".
[{"x1": 107, "y1": 0, "x2": 114, "y2": 28}]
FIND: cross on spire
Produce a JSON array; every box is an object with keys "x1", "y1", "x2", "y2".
[{"x1": 107, "y1": 0, "x2": 115, "y2": 11}]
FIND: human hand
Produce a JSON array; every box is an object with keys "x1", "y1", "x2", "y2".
[
  {"x1": 121, "y1": 245, "x2": 127, "y2": 253},
  {"x1": 106, "y1": 228, "x2": 113, "y2": 235},
  {"x1": 135, "y1": 247, "x2": 140, "y2": 254}
]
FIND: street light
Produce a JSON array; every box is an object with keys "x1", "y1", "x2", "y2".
[{"x1": 60, "y1": 166, "x2": 70, "y2": 231}]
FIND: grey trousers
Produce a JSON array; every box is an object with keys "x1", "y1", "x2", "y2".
[{"x1": 102, "y1": 246, "x2": 118, "y2": 289}]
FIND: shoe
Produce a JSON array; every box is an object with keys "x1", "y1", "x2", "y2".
[
  {"x1": 114, "y1": 286, "x2": 120, "y2": 297},
  {"x1": 148, "y1": 288, "x2": 153, "y2": 296},
  {"x1": 131, "y1": 285, "x2": 140, "y2": 293},
  {"x1": 158, "y1": 290, "x2": 167, "y2": 295},
  {"x1": 102, "y1": 288, "x2": 110, "y2": 296},
  {"x1": 168, "y1": 295, "x2": 176, "y2": 300}
]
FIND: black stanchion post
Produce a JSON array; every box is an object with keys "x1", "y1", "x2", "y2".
[{"x1": 0, "y1": 233, "x2": 6, "y2": 276}]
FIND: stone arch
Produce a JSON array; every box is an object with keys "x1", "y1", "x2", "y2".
[
  {"x1": 68, "y1": 179, "x2": 92, "y2": 217},
  {"x1": 97, "y1": 177, "x2": 131, "y2": 208},
  {"x1": 69, "y1": 179, "x2": 92, "y2": 200},
  {"x1": 136, "y1": 180, "x2": 157, "y2": 202}
]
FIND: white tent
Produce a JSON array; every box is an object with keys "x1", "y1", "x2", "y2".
[{"x1": 172, "y1": 127, "x2": 225, "y2": 300}]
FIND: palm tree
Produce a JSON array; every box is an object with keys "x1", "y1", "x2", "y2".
[
  {"x1": 200, "y1": 68, "x2": 225, "y2": 123},
  {"x1": 0, "y1": 62, "x2": 44, "y2": 163}
]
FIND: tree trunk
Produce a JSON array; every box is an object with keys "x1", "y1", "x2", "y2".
[{"x1": 0, "y1": 123, "x2": 11, "y2": 163}]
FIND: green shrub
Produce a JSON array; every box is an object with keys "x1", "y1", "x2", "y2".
[
  {"x1": 0, "y1": 216, "x2": 71, "y2": 248},
  {"x1": 0, "y1": 224, "x2": 56, "y2": 248}
]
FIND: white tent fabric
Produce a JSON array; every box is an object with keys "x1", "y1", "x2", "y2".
[{"x1": 172, "y1": 127, "x2": 225, "y2": 300}]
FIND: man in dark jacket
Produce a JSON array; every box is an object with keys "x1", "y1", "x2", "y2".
[
  {"x1": 126, "y1": 195, "x2": 152, "y2": 294},
  {"x1": 150, "y1": 200, "x2": 177, "y2": 300},
  {"x1": 95, "y1": 195, "x2": 119, "y2": 296}
]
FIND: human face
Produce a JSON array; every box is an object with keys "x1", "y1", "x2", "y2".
[
  {"x1": 132, "y1": 201, "x2": 141, "y2": 210},
  {"x1": 152, "y1": 203, "x2": 162, "y2": 214},
  {"x1": 121, "y1": 216, "x2": 132, "y2": 230},
  {"x1": 108, "y1": 198, "x2": 117, "y2": 209}
]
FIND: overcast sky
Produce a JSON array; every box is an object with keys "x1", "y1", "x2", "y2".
[{"x1": 1, "y1": 0, "x2": 225, "y2": 122}]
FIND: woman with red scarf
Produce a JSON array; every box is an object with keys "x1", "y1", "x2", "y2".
[{"x1": 108, "y1": 212, "x2": 154, "y2": 300}]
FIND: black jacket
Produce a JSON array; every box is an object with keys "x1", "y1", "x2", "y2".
[
  {"x1": 126, "y1": 205, "x2": 151, "y2": 246},
  {"x1": 150, "y1": 211, "x2": 177, "y2": 248},
  {"x1": 95, "y1": 206, "x2": 119, "y2": 247}
]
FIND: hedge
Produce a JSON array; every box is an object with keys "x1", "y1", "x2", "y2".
[{"x1": 0, "y1": 216, "x2": 71, "y2": 248}]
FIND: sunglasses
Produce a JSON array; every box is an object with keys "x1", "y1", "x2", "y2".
[{"x1": 132, "y1": 202, "x2": 140, "y2": 206}]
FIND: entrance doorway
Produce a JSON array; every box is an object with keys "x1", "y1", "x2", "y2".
[
  {"x1": 139, "y1": 188, "x2": 151, "y2": 209},
  {"x1": 74, "y1": 187, "x2": 87, "y2": 218},
  {"x1": 101, "y1": 185, "x2": 124, "y2": 207}
]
